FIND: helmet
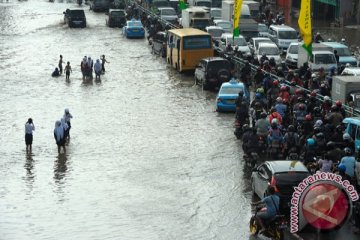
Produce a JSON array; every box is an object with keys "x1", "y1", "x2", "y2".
[
  {"x1": 331, "y1": 105, "x2": 338, "y2": 111},
  {"x1": 343, "y1": 133, "x2": 351, "y2": 140},
  {"x1": 338, "y1": 163, "x2": 346, "y2": 172},
  {"x1": 280, "y1": 86, "x2": 287, "y2": 91},
  {"x1": 311, "y1": 73, "x2": 317, "y2": 78},
  {"x1": 256, "y1": 88, "x2": 264, "y2": 94},
  {"x1": 305, "y1": 114, "x2": 312, "y2": 121},
  {"x1": 65, "y1": 108, "x2": 69, "y2": 113},
  {"x1": 326, "y1": 141, "x2": 336, "y2": 149},
  {"x1": 260, "y1": 112, "x2": 267, "y2": 118},
  {"x1": 271, "y1": 118, "x2": 278, "y2": 125},
  {"x1": 314, "y1": 120, "x2": 323, "y2": 127},
  {"x1": 344, "y1": 147, "x2": 352, "y2": 155},
  {"x1": 270, "y1": 57, "x2": 275, "y2": 61},
  {"x1": 299, "y1": 103, "x2": 306, "y2": 110},
  {"x1": 264, "y1": 60, "x2": 269, "y2": 65},
  {"x1": 295, "y1": 89, "x2": 303, "y2": 95},
  {"x1": 336, "y1": 100, "x2": 342, "y2": 107},
  {"x1": 307, "y1": 138, "x2": 315, "y2": 146},
  {"x1": 254, "y1": 102, "x2": 262, "y2": 108},
  {"x1": 276, "y1": 97, "x2": 283, "y2": 103},
  {"x1": 310, "y1": 91, "x2": 317, "y2": 97},
  {"x1": 272, "y1": 80, "x2": 279, "y2": 86},
  {"x1": 324, "y1": 96, "x2": 331, "y2": 101},
  {"x1": 288, "y1": 125, "x2": 295, "y2": 132},
  {"x1": 262, "y1": 53, "x2": 266, "y2": 57}
]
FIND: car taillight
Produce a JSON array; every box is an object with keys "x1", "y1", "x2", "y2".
[
  {"x1": 270, "y1": 176, "x2": 280, "y2": 193},
  {"x1": 217, "y1": 98, "x2": 222, "y2": 103}
]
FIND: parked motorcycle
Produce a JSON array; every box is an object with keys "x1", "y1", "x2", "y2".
[{"x1": 249, "y1": 205, "x2": 287, "y2": 240}]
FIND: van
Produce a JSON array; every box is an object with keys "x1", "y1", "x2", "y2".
[
  {"x1": 297, "y1": 43, "x2": 337, "y2": 72},
  {"x1": 268, "y1": 25, "x2": 298, "y2": 50},
  {"x1": 244, "y1": 0, "x2": 260, "y2": 18},
  {"x1": 343, "y1": 118, "x2": 360, "y2": 152}
]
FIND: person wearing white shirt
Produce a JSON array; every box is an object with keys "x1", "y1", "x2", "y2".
[{"x1": 25, "y1": 118, "x2": 35, "y2": 152}]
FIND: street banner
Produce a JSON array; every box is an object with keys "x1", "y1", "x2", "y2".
[
  {"x1": 298, "y1": 0, "x2": 312, "y2": 56},
  {"x1": 233, "y1": 0, "x2": 243, "y2": 37}
]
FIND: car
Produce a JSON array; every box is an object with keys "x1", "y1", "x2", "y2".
[
  {"x1": 268, "y1": 24, "x2": 298, "y2": 50},
  {"x1": 258, "y1": 23, "x2": 270, "y2": 37},
  {"x1": 219, "y1": 33, "x2": 251, "y2": 56},
  {"x1": 215, "y1": 79, "x2": 249, "y2": 112},
  {"x1": 151, "y1": 0, "x2": 170, "y2": 13},
  {"x1": 63, "y1": 9, "x2": 86, "y2": 28},
  {"x1": 248, "y1": 37, "x2": 273, "y2": 55},
  {"x1": 194, "y1": 57, "x2": 232, "y2": 90},
  {"x1": 210, "y1": 7, "x2": 222, "y2": 20},
  {"x1": 341, "y1": 67, "x2": 360, "y2": 76},
  {"x1": 205, "y1": 26, "x2": 225, "y2": 41},
  {"x1": 213, "y1": 19, "x2": 232, "y2": 33},
  {"x1": 256, "y1": 42, "x2": 281, "y2": 65},
  {"x1": 158, "y1": 7, "x2": 178, "y2": 25},
  {"x1": 322, "y1": 42, "x2": 358, "y2": 67},
  {"x1": 285, "y1": 42, "x2": 299, "y2": 69},
  {"x1": 90, "y1": 0, "x2": 110, "y2": 12},
  {"x1": 251, "y1": 161, "x2": 310, "y2": 214},
  {"x1": 123, "y1": 20, "x2": 145, "y2": 38},
  {"x1": 106, "y1": 9, "x2": 126, "y2": 28},
  {"x1": 151, "y1": 31, "x2": 167, "y2": 57}
]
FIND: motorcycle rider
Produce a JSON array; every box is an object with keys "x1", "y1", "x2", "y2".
[
  {"x1": 256, "y1": 112, "x2": 270, "y2": 137},
  {"x1": 242, "y1": 125, "x2": 259, "y2": 156},
  {"x1": 283, "y1": 125, "x2": 300, "y2": 158},
  {"x1": 251, "y1": 186, "x2": 280, "y2": 235}
]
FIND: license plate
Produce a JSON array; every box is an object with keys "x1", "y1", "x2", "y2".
[
  {"x1": 227, "y1": 100, "x2": 235, "y2": 104},
  {"x1": 132, "y1": 29, "x2": 139, "y2": 32}
]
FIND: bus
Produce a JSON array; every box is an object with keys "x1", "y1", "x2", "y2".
[{"x1": 166, "y1": 28, "x2": 214, "y2": 72}]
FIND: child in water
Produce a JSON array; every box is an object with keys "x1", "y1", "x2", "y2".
[
  {"x1": 58, "y1": 55, "x2": 64, "y2": 74},
  {"x1": 64, "y1": 61, "x2": 72, "y2": 80},
  {"x1": 100, "y1": 55, "x2": 109, "y2": 73},
  {"x1": 52, "y1": 68, "x2": 60, "y2": 77}
]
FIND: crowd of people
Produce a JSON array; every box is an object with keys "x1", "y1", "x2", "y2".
[{"x1": 51, "y1": 54, "x2": 109, "y2": 81}]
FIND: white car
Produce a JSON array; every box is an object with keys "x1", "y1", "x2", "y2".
[
  {"x1": 285, "y1": 42, "x2": 299, "y2": 68},
  {"x1": 205, "y1": 26, "x2": 225, "y2": 41},
  {"x1": 341, "y1": 67, "x2": 360, "y2": 76},
  {"x1": 158, "y1": 7, "x2": 178, "y2": 24},
  {"x1": 258, "y1": 23, "x2": 269, "y2": 37},
  {"x1": 213, "y1": 19, "x2": 232, "y2": 33},
  {"x1": 220, "y1": 33, "x2": 251, "y2": 55},
  {"x1": 256, "y1": 42, "x2": 281, "y2": 65},
  {"x1": 248, "y1": 37, "x2": 273, "y2": 55},
  {"x1": 210, "y1": 8, "x2": 222, "y2": 20}
]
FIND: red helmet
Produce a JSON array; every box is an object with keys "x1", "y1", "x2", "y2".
[
  {"x1": 336, "y1": 100, "x2": 342, "y2": 107},
  {"x1": 280, "y1": 86, "x2": 287, "y2": 91},
  {"x1": 305, "y1": 114, "x2": 312, "y2": 121},
  {"x1": 273, "y1": 80, "x2": 279, "y2": 86},
  {"x1": 310, "y1": 91, "x2": 317, "y2": 97}
]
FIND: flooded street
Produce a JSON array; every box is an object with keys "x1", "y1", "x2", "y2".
[{"x1": 0, "y1": 1, "x2": 252, "y2": 239}]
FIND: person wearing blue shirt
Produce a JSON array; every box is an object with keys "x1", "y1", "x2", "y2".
[
  {"x1": 274, "y1": 97, "x2": 287, "y2": 118},
  {"x1": 252, "y1": 186, "x2": 280, "y2": 234},
  {"x1": 341, "y1": 147, "x2": 356, "y2": 178}
]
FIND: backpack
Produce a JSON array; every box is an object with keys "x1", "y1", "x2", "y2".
[{"x1": 286, "y1": 132, "x2": 297, "y2": 147}]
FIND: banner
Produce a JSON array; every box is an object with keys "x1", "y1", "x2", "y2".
[
  {"x1": 298, "y1": 0, "x2": 312, "y2": 56},
  {"x1": 179, "y1": 0, "x2": 187, "y2": 10},
  {"x1": 233, "y1": 0, "x2": 243, "y2": 37}
]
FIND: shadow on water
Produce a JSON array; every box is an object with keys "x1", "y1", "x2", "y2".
[{"x1": 24, "y1": 152, "x2": 35, "y2": 190}]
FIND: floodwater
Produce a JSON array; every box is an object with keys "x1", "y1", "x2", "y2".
[{"x1": 0, "y1": 1, "x2": 252, "y2": 239}]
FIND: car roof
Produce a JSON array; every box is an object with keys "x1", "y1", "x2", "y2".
[
  {"x1": 266, "y1": 161, "x2": 309, "y2": 173},
  {"x1": 322, "y1": 42, "x2": 348, "y2": 49},
  {"x1": 258, "y1": 42, "x2": 278, "y2": 48},
  {"x1": 158, "y1": 7, "x2": 175, "y2": 10},
  {"x1": 343, "y1": 117, "x2": 360, "y2": 125},
  {"x1": 206, "y1": 26, "x2": 223, "y2": 30},
  {"x1": 202, "y1": 57, "x2": 229, "y2": 62},
  {"x1": 168, "y1": 28, "x2": 210, "y2": 37},
  {"x1": 343, "y1": 67, "x2": 360, "y2": 74},
  {"x1": 221, "y1": 33, "x2": 244, "y2": 39},
  {"x1": 221, "y1": 81, "x2": 245, "y2": 88},
  {"x1": 270, "y1": 24, "x2": 296, "y2": 31},
  {"x1": 210, "y1": 7, "x2": 222, "y2": 11},
  {"x1": 313, "y1": 50, "x2": 334, "y2": 54},
  {"x1": 214, "y1": 19, "x2": 231, "y2": 24},
  {"x1": 251, "y1": 37, "x2": 271, "y2": 41}
]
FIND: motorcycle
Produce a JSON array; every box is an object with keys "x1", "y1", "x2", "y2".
[
  {"x1": 234, "y1": 120, "x2": 243, "y2": 139},
  {"x1": 286, "y1": 146, "x2": 299, "y2": 160},
  {"x1": 244, "y1": 151, "x2": 259, "y2": 168},
  {"x1": 249, "y1": 205, "x2": 287, "y2": 240},
  {"x1": 257, "y1": 135, "x2": 267, "y2": 156}
]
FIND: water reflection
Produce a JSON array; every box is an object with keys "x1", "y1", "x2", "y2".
[
  {"x1": 54, "y1": 153, "x2": 68, "y2": 183},
  {"x1": 24, "y1": 152, "x2": 35, "y2": 189}
]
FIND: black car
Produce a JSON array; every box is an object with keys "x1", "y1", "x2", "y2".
[
  {"x1": 106, "y1": 9, "x2": 126, "y2": 27},
  {"x1": 151, "y1": 31, "x2": 166, "y2": 58},
  {"x1": 90, "y1": 0, "x2": 111, "y2": 12},
  {"x1": 63, "y1": 9, "x2": 86, "y2": 28},
  {"x1": 194, "y1": 57, "x2": 232, "y2": 90},
  {"x1": 251, "y1": 161, "x2": 310, "y2": 214}
]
